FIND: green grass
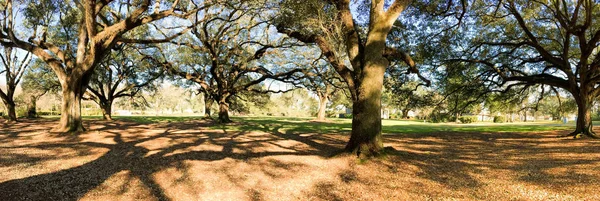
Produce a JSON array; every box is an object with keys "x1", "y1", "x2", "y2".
[
  {"x1": 41, "y1": 115, "x2": 577, "y2": 134},
  {"x1": 215, "y1": 117, "x2": 574, "y2": 134}
]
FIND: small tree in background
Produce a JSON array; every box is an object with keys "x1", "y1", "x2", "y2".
[
  {"x1": 20, "y1": 59, "x2": 60, "y2": 118},
  {"x1": 0, "y1": 46, "x2": 32, "y2": 121},
  {"x1": 85, "y1": 45, "x2": 164, "y2": 120}
]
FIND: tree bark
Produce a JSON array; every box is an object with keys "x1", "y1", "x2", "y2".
[
  {"x1": 316, "y1": 95, "x2": 327, "y2": 121},
  {"x1": 401, "y1": 108, "x2": 409, "y2": 119},
  {"x1": 54, "y1": 77, "x2": 89, "y2": 132},
  {"x1": 455, "y1": 112, "x2": 460, "y2": 123},
  {"x1": 5, "y1": 101, "x2": 16, "y2": 121},
  {"x1": 345, "y1": 57, "x2": 387, "y2": 157},
  {"x1": 1, "y1": 88, "x2": 17, "y2": 121},
  {"x1": 569, "y1": 96, "x2": 598, "y2": 138},
  {"x1": 100, "y1": 100, "x2": 113, "y2": 120},
  {"x1": 204, "y1": 98, "x2": 213, "y2": 118},
  {"x1": 217, "y1": 100, "x2": 231, "y2": 123}
]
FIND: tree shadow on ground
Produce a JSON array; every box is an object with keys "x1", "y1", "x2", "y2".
[
  {"x1": 382, "y1": 130, "x2": 600, "y2": 194},
  {"x1": 0, "y1": 119, "x2": 347, "y2": 201},
  {"x1": 1, "y1": 119, "x2": 599, "y2": 200}
]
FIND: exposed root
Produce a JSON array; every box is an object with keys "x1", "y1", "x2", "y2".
[
  {"x1": 585, "y1": 133, "x2": 600, "y2": 139},
  {"x1": 51, "y1": 124, "x2": 86, "y2": 134},
  {"x1": 561, "y1": 130, "x2": 600, "y2": 139},
  {"x1": 217, "y1": 118, "x2": 233, "y2": 124},
  {"x1": 345, "y1": 143, "x2": 385, "y2": 159},
  {"x1": 561, "y1": 131, "x2": 580, "y2": 137}
]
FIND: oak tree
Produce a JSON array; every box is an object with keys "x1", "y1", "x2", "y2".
[
  {"x1": 85, "y1": 45, "x2": 163, "y2": 120},
  {"x1": 454, "y1": 0, "x2": 600, "y2": 137},
  {"x1": 167, "y1": 1, "x2": 304, "y2": 123},
  {"x1": 0, "y1": 0, "x2": 203, "y2": 132},
  {"x1": 276, "y1": 0, "x2": 432, "y2": 156}
]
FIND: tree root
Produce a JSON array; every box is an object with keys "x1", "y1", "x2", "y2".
[
  {"x1": 345, "y1": 143, "x2": 385, "y2": 159},
  {"x1": 217, "y1": 118, "x2": 233, "y2": 124},
  {"x1": 51, "y1": 124, "x2": 86, "y2": 134},
  {"x1": 561, "y1": 130, "x2": 600, "y2": 139}
]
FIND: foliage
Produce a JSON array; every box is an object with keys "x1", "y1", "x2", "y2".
[
  {"x1": 384, "y1": 68, "x2": 434, "y2": 118},
  {"x1": 86, "y1": 45, "x2": 164, "y2": 107},
  {"x1": 537, "y1": 93, "x2": 578, "y2": 119},
  {"x1": 21, "y1": 59, "x2": 60, "y2": 95},
  {"x1": 164, "y1": 1, "x2": 306, "y2": 122},
  {"x1": 430, "y1": 112, "x2": 451, "y2": 123},
  {"x1": 459, "y1": 116, "x2": 478, "y2": 124},
  {"x1": 265, "y1": 89, "x2": 317, "y2": 117},
  {"x1": 494, "y1": 116, "x2": 506, "y2": 123},
  {"x1": 229, "y1": 91, "x2": 271, "y2": 115}
]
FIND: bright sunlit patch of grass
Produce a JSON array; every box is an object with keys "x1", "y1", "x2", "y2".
[{"x1": 40, "y1": 115, "x2": 576, "y2": 134}]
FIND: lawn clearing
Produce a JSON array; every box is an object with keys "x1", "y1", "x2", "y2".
[{"x1": 1, "y1": 117, "x2": 599, "y2": 200}]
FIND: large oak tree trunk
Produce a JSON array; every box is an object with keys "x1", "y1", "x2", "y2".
[
  {"x1": 316, "y1": 95, "x2": 327, "y2": 121},
  {"x1": 54, "y1": 77, "x2": 89, "y2": 132},
  {"x1": 100, "y1": 100, "x2": 113, "y2": 120},
  {"x1": 345, "y1": 58, "x2": 386, "y2": 157},
  {"x1": 204, "y1": 98, "x2": 213, "y2": 118},
  {"x1": 217, "y1": 100, "x2": 231, "y2": 123},
  {"x1": 570, "y1": 96, "x2": 598, "y2": 138},
  {"x1": 5, "y1": 101, "x2": 17, "y2": 121}
]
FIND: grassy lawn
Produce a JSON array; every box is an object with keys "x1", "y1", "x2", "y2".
[
  {"x1": 221, "y1": 117, "x2": 575, "y2": 134},
  {"x1": 42, "y1": 115, "x2": 577, "y2": 134}
]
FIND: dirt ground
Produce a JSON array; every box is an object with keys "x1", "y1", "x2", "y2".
[{"x1": 1, "y1": 119, "x2": 599, "y2": 201}]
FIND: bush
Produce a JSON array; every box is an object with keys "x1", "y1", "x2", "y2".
[
  {"x1": 16, "y1": 107, "x2": 28, "y2": 118},
  {"x1": 459, "y1": 116, "x2": 478, "y2": 124},
  {"x1": 430, "y1": 113, "x2": 451, "y2": 123},
  {"x1": 592, "y1": 112, "x2": 600, "y2": 121},
  {"x1": 493, "y1": 116, "x2": 505, "y2": 123},
  {"x1": 37, "y1": 111, "x2": 59, "y2": 116}
]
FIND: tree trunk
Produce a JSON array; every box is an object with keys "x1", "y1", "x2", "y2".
[
  {"x1": 27, "y1": 96, "x2": 37, "y2": 118},
  {"x1": 54, "y1": 80, "x2": 87, "y2": 132},
  {"x1": 569, "y1": 96, "x2": 598, "y2": 138},
  {"x1": 217, "y1": 100, "x2": 231, "y2": 123},
  {"x1": 204, "y1": 98, "x2": 213, "y2": 118},
  {"x1": 6, "y1": 101, "x2": 17, "y2": 121},
  {"x1": 455, "y1": 112, "x2": 460, "y2": 123},
  {"x1": 316, "y1": 95, "x2": 327, "y2": 121},
  {"x1": 100, "y1": 100, "x2": 113, "y2": 120},
  {"x1": 401, "y1": 108, "x2": 409, "y2": 119},
  {"x1": 345, "y1": 58, "x2": 386, "y2": 157}
]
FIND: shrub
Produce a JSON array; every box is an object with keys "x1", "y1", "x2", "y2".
[
  {"x1": 37, "y1": 111, "x2": 59, "y2": 116},
  {"x1": 493, "y1": 116, "x2": 505, "y2": 123},
  {"x1": 459, "y1": 116, "x2": 478, "y2": 124},
  {"x1": 326, "y1": 110, "x2": 338, "y2": 118},
  {"x1": 16, "y1": 107, "x2": 28, "y2": 118},
  {"x1": 592, "y1": 112, "x2": 600, "y2": 121},
  {"x1": 430, "y1": 113, "x2": 451, "y2": 123}
]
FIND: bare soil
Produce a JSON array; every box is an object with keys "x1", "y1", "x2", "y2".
[{"x1": 1, "y1": 119, "x2": 599, "y2": 201}]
